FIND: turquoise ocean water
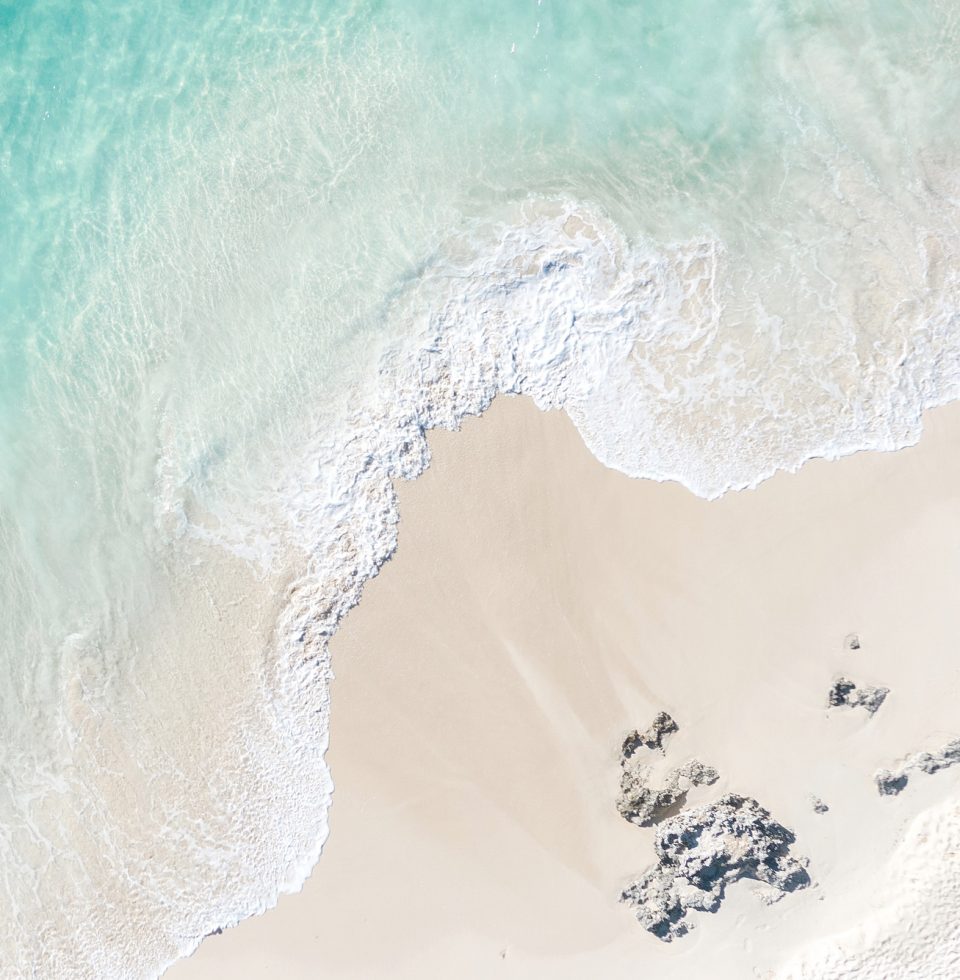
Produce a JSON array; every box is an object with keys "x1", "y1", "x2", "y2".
[{"x1": 2, "y1": 1, "x2": 959, "y2": 975}]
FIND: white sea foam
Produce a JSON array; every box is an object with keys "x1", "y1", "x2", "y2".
[{"x1": 268, "y1": 187, "x2": 960, "y2": 596}]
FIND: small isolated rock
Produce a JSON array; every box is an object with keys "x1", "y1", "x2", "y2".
[
  {"x1": 827, "y1": 678, "x2": 857, "y2": 707},
  {"x1": 810, "y1": 795, "x2": 829, "y2": 814},
  {"x1": 845, "y1": 633, "x2": 861, "y2": 651},
  {"x1": 827, "y1": 677, "x2": 889, "y2": 715},
  {"x1": 876, "y1": 769, "x2": 909, "y2": 796},
  {"x1": 620, "y1": 794, "x2": 810, "y2": 941},
  {"x1": 622, "y1": 712, "x2": 678, "y2": 759}
]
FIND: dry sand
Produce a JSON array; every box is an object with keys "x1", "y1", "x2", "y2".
[{"x1": 171, "y1": 395, "x2": 960, "y2": 979}]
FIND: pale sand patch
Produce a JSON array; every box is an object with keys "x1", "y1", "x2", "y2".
[{"x1": 171, "y1": 395, "x2": 960, "y2": 979}]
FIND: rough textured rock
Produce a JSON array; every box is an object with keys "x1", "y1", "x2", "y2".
[
  {"x1": 617, "y1": 714, "x2": 718, "y2": 827},
  {"x1": 810, "y1": 795, "x2": 829, "y2": 814},
  {"x1": 617, "y1": 772, "x2": 683, "y2": 827},
  {"x1": 827, "y1": 677, "x2": 889, "y2": 714},
  {"x1": 621, "y1": 712, "x2": 678, "y2": 759},
  {"x1": 617, "y1": 758, "x2": 719, "y2": 827},
  {"x1": 675, "y1": 759, "x2": 719, "y2": 786},
  {"x1": 916, "y1": 739, "x2": 960, "y2": 775},
  {"x1": 876, "y1": 737, "x2": 960, "y2": 796},
  {"x1": 876, "y1": 769, "x2": 909, "y2": 796},
  {"x1": 620, "y1": 794, "x2": 811, "y2": 941}
]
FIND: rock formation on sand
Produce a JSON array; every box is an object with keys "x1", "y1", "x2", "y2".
[
  {"x1": 875, "y1": 770, "x2": 909, "y2": 796},
  {"x1": 620, "y1": 795, "x2": 811, "y2": 941},
  {"x1": 621, "y1": 712, "x2": 678, "y2": 759},
  {"x1": 827, "y1": 677, "x2": 889, "y2": 714},
  {"x1": 618, "y1": 757, "x2": 719, "y2": 827},
  {"x1": 617, "y1": 713, "x2": 718, "y2": 827},
  {"x1": 876, "y1": 737, "x2": 960, "y2": 797},
  {"x1": 810, "y1": 795, "x2": 829, "y2": 814}
]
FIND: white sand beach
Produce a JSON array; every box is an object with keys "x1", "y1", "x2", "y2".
[{"x1": 171, "y1": 395, "x2": 960, "y2": 979}]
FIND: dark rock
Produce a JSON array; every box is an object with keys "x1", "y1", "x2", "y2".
[
  {"x1": 876, "y1": 769, "x2": 909, "y2": 796},
  {"x1": 915, "y1": 738, "x2": 960, "y2": 775},
  {"x1": 620, "y1": 795, "x2": 810, "y2": 941},
  {"x1": 877, "y1": 737, "x2": 960, "y2": 796},
  {"x1": 828, "y1": 678, "x2": 857, "y2": 707},
  {"x1": 622, "y1": 712, "x2": 678, "y2": 759},
  {"x1": 810, "y1": 796, "x2": 829, "y2": 814},
  {"x1": 827, "y1": 677, "x2": 888, "y2": 714}
]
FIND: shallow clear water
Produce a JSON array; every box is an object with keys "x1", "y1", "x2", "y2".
[{"x1": 1, "y1": 1, "x2": 959, "y2": 975}]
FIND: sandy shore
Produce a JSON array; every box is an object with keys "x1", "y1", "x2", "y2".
[{"x1": 171, "y1": 394, "x2": 960, "y2": 979}]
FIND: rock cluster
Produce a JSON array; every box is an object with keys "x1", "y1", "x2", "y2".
[
  {"x1": 827, "y1": 677, "x2": 889, "y2": 715},
  {"x1": 620, "y1": 794, "x2": 811, "y2": 941},
  {"x1": 876, "y1": 737, "x2": 960, "y2": 797},
  {"x1": 617, "y1": 713, "x2": 718, "y2": 827},
  {"x1": 616, "y1": 713, "x2": 810, "y2": 940}
]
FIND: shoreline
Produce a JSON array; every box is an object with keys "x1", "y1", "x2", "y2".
[{"x1": 172, "y1": 393, "x2": 960, "y2": 978}]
